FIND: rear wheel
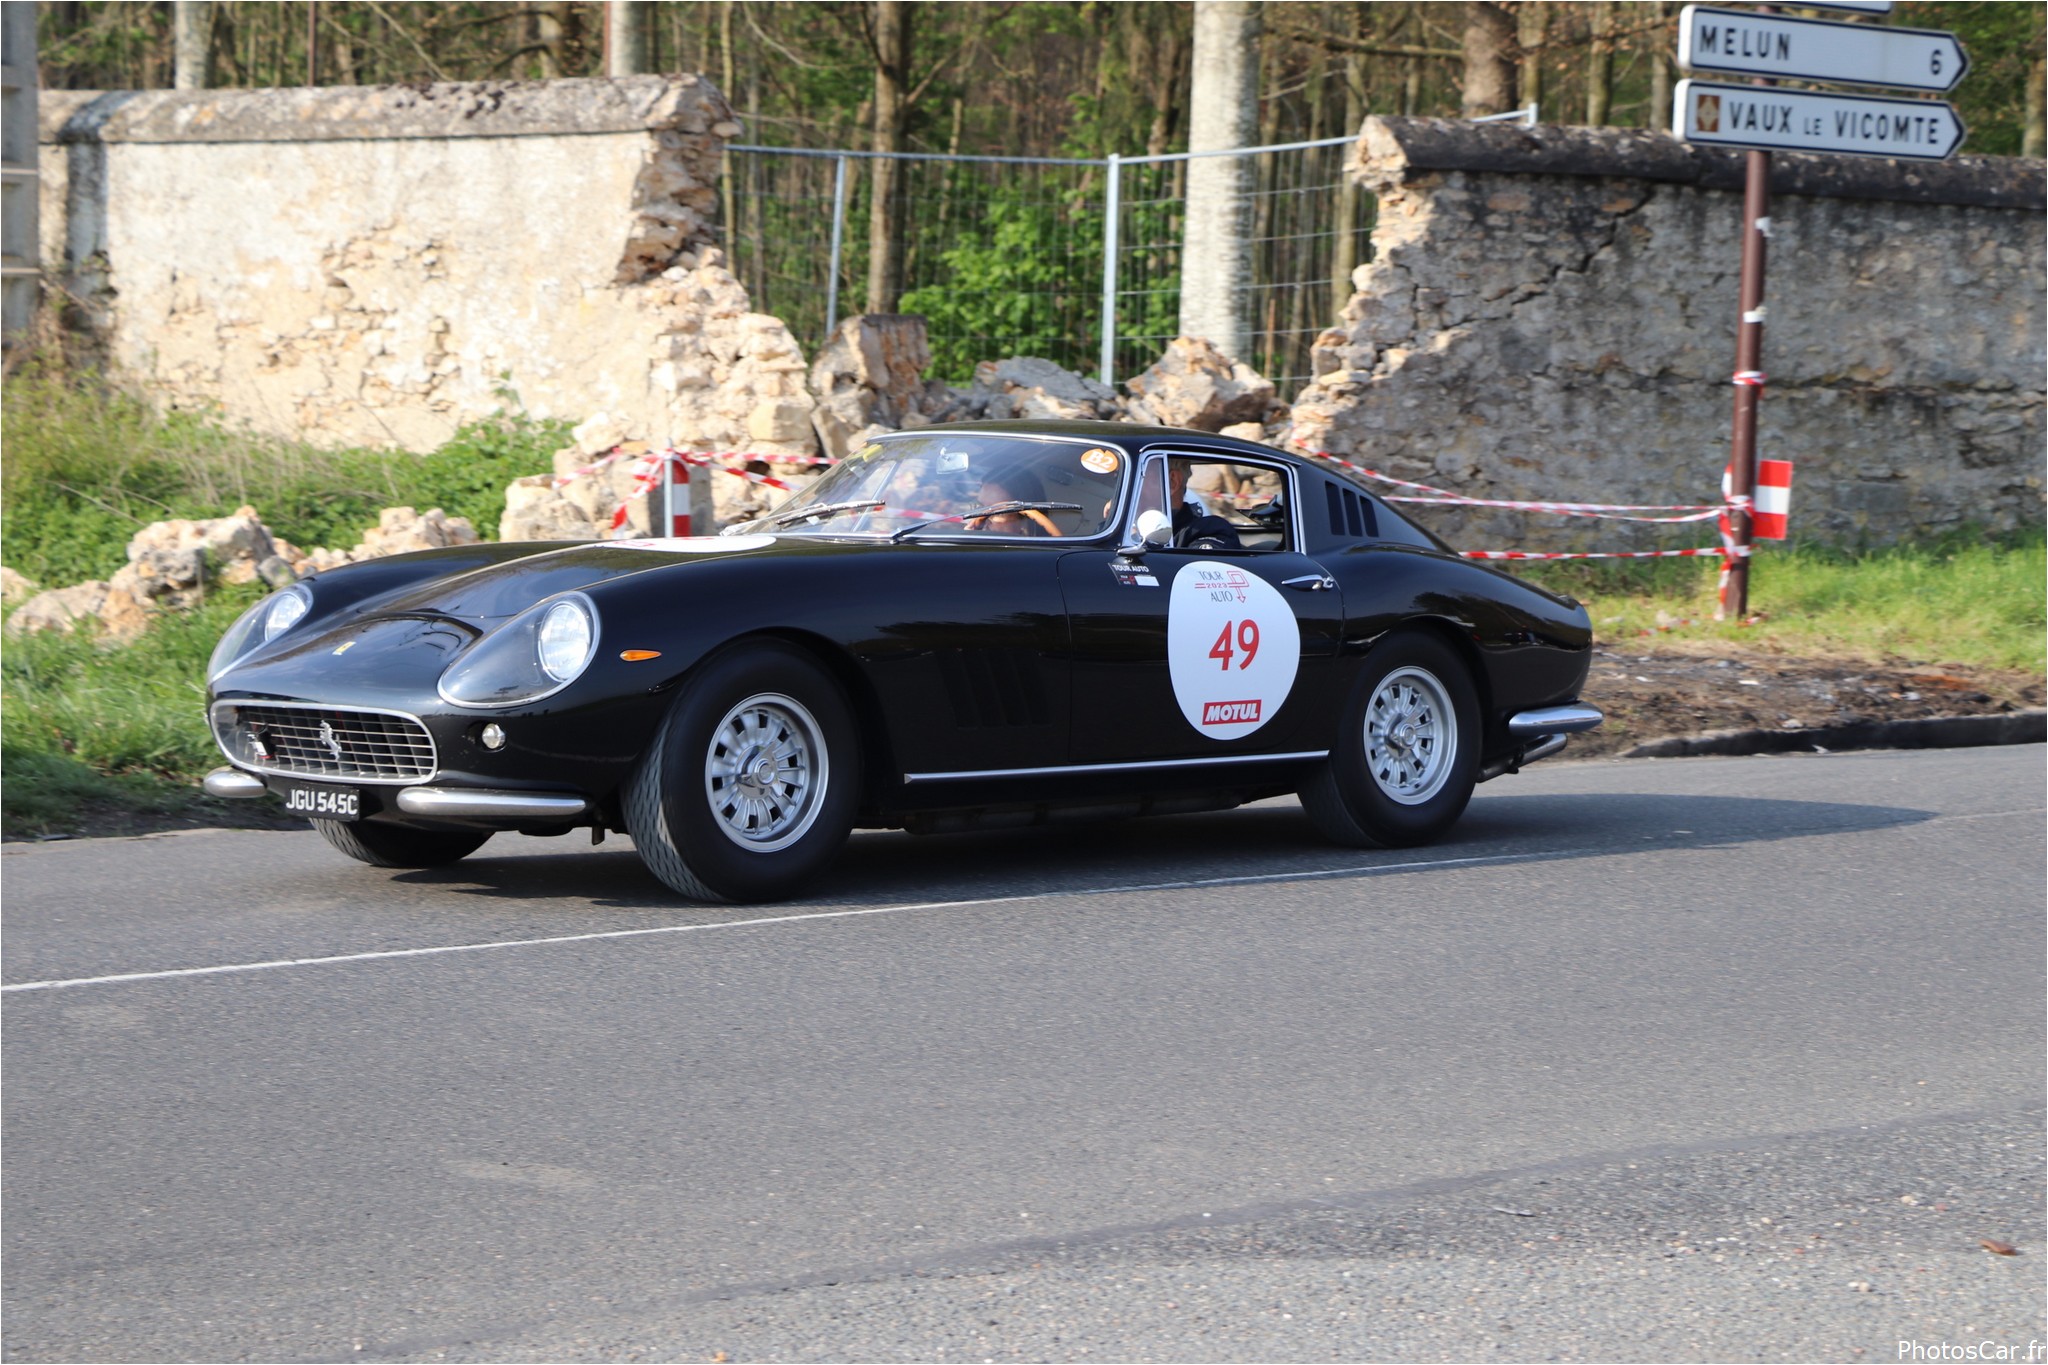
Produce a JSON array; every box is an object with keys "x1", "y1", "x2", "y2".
[
  {"x1": 624, "y1": 642, "x2": 860, "y2": 903},
  {"x1": 314, "y1": 819, "x2": 491, "y2": 868},
  {"x1": 1300, "y1": 632, "x2": 1479, "y2": 849}
]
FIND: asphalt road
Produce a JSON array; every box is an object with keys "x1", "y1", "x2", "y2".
[{"x1": 4, "y1": 746, "x2": 2043, "y2": 1363}]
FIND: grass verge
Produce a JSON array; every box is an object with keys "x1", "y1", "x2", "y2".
[
  {"x1": 1, "y1": 365, "x2": 568, "y2": 586},
  {"x1": 1515, "y1": 531, "x2": 2047, "y2": 673},
  {"x1": 3, "y1": 585, "x2": 268, "y2": 834}
]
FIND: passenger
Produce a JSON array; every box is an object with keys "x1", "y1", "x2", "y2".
[{"x1": 969, "y1": 465, "x2": 1062, "y2": 536}]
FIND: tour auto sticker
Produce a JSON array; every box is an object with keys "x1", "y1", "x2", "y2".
[{"x1": 1166, "y1": 560, "x2": 1300, "y2": 740}]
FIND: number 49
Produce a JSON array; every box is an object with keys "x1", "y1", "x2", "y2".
[{"x1": 1209, "y1": 619, "x2": 1261, "y2": 670}]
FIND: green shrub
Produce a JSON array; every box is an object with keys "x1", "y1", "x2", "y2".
[{"x1": 1, "y1": 368, "x2": 569, "y2": 586}]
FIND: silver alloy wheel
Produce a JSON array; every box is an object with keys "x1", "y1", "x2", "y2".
[
  {"x1": 1363, "y1": 665, "x2": 1458, "y2": 806},
  {"x1": 703, "y1": 692, "x2": 829, "y2": 852}
]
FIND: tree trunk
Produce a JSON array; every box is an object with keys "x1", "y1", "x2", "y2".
[
  {"x1": 1648, "y1": 1, "x2": 1672, "y2": 131},
  {"x1": 1145, "y1": 9, "x2": 1189, "y2": 158},
  {"x1": 1517, "y1": 1, "x2": 1546, "y2": 119},
  {"x1": 1179, "y1": 0, "x2": 1261, "y2": 360},
  {"x1": 718, "y1": 0, "x2": 736, "y2": 253},
  {"x1": 1585, "y1": 1, "x2": 1614, "y2": 127},
  {"x1": 607, "y1": 0, "x2": 645, "y2": 76},
  {"x1": 2025, "y1": 55, "x2": 2045, "y2": 160},
  {"x1": 864, "y1": 0, "x2": 913, "y2": 315},
  {"x1": 1331, "y1": 9, "x2": 1367, "y2": 320},
  {"x1": 539, "y1": 1, "x2": 569, "y2": 78},
  {"x1": 1461, "y1": 1, "x2": 1516, "y2": 118},
  {"x1": 173, "y1": 0, "x2": 209, "y2": 88}
]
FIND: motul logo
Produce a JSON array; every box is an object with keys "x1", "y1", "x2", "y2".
[{"x1": 1202, "y1": 699, "x2": 1261, "y2": 725}]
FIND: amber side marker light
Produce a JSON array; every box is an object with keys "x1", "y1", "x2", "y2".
[{"x1": 620, "y1": 650, "x2": 663, "y2": 662}]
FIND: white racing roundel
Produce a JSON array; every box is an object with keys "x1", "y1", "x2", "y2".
[{"x1": 1166, "y1": 560, "x2": 1301, "y2": 740}]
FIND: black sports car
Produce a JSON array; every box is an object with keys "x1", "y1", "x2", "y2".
[{"x1": 203, "y1": 420, "x2": 1601, "y2": 902}]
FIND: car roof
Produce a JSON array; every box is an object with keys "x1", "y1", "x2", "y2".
[{"x1": 893, "y1": 419, "x2": 1296, "y2": 465}]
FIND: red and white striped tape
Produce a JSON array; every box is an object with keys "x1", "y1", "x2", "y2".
[
  {"x1": 1293, "y1": 443, "x2": 1783, "y2": 563},
  {"x1": 1294, "y1": 448, "x2": 1720, "y2": 519},
  {"x1": 1460, "y1": 545, "x2": 1742, "y2": 561},
  {"x1": 606, "y1": 451, "x2": 692, "y2": 536},
  {"x1": 1389, "y1": 496, "x2": 1722, "y2": 524}
]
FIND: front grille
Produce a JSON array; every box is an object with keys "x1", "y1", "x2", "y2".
[{"x1": 212, "y1": 702, "x2": 437, "y2": 783}]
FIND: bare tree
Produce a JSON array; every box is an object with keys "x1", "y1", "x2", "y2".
[
  {"x1": 1648, "y1": 1, "x2": 1672, "y2": 132},
  {"x1": 1461, "y1": 1, "x2": 1516, "y2": 118},
  {"x1": 1179, "y1": 0, "x2": 1261, "y2": 359},
  {"x1": 1585, "y1": 1, "x2": 1614, "y2": 126},
  {"x1": 864, "y1": 0, "x2": 913, "y2": 314},
  {"x1": 2025, "y1": 55, "x2": 2044, "y2": 159},
  {"x1": 1517, "y1": 1, "x2": 1547, "y2": 118},
  {"x1": 607, "y1": 0, "x2": 646, "y2": 77},
  {"x1": 173, "y1": 1, "x2": 210, "y2": 89}
]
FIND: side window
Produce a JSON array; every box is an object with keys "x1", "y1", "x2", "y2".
[{"x1": 1180, "y1": 460, "x2": 1292, "y2": 552}]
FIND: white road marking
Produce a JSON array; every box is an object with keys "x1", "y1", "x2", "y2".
[
  {"x1": 10, "y1": 804, "x2": 2038, "y2": 996},
  {"x1": 2, "y1": 851, "x2": 1539, "y2": 995}
]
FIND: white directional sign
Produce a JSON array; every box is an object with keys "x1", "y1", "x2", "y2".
[
  {"x1": 1680, "y1": 6, "x2": 1967, "y2": 93},
  {"x1": 1673, "y1": 80, "x2": 1965, "y2": 160}
]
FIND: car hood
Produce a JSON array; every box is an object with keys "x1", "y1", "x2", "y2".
[{"x1": 356, "y1": 534, "x2": 789, "y2": 625}]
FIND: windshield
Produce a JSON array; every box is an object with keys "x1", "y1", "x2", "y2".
[{"x1": 749, "y1": 433, "x2": 1129, "y2": 539}]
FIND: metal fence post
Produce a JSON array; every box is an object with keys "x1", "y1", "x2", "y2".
[
  {"x1": 1098, "y1": 153, "x2": 1121, "y2": 386},
  {"x1": 824, "y1": 154, "x2": 850, "y2": 337}
]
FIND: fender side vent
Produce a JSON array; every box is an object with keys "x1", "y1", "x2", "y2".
[{"x1": 936, "y1": 648, "x2": 1052, "y2": 729}]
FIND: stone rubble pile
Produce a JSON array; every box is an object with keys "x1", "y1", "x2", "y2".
[
  {"x1": 5, "y1": 505, "x2": 477, "y2": 641},
  {"x1": 3, "y1": 325, "x2": 1297, "y2": 643}
]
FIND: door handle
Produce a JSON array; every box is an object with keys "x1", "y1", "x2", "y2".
[{"x1": 1282, "y1": 574, "x2": 1336, "y2": 592}]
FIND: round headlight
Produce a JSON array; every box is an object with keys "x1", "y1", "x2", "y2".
[
  {"x1": 536, "y1": 599, "x2": 594, "y2": 682},
  {"x1": 262, "y1": 587, "x2": 310, "y2": 642}
]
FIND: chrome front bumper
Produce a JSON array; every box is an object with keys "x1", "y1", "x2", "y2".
[
  {"x1": 1478, "y1": 703, "x2": 1604, "y2": 783},
  {"x1": 203, "y1": 768, "x2": 588, "y2": 823},
  {"x1": 1506, "y1": 703, "x2": 1605, "y2": 739}
]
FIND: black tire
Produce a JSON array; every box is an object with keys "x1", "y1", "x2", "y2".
[
  {"x1": 314, "y1": 819, "x2": 491, "y2": 868},
  {"x1": 1299, "y1": 631, "x2": 1480, "y2": 849},
  {"x1": 623, "y1": 641, "x2": 860, "y2": 903}
]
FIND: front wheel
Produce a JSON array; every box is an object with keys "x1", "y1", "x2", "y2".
[
  {"x1": 624, "y1": 642, "x2": 861, "y2": 903},
  {"x1": 1299, "y1": 632, "x2": 1480, "y2": 849},
  {"x1": 314, "y1": 819, "x2": 491, "y2": 868}
]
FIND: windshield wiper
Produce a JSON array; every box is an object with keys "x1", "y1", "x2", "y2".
[
  {"x1": 889, "y1": 501, "x2": 1082, "y2": 542},
  {"x1": 765, "y1": 499, "x2": 887, "y2": 530}
]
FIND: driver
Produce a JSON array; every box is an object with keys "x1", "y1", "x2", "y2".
[{"x1": 1167, "y1": 460, "x2": 1242, "y2": 549}]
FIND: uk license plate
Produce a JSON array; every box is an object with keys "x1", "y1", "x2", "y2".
[{"x1": 277, "y1": 781, "x2": 361, "y2": 820}]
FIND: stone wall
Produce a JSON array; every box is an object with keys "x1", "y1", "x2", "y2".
[
  {"x1": 1293, "y1": 117, "x2": 2045, "y2": 549},
  {"x1": 42, "y1": 76, "x2": 817, "y2": 462}
]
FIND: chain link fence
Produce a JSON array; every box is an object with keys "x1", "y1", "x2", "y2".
[{"x1": 721, "y1": 136, "x2": 1375, "y2": 400}]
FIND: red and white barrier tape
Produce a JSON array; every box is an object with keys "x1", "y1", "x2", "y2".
[
  {"x1": 555, "y1": 447, "x2": 835, "y2": 493},
  {"x1": 1292, "y1": 443, "x2": 1763, "y2": 563},
  {"x1": 1294, "y1": 448, "x2": 1719, "y2": 518},
  {"x1": 1732, "y1": 370, "x2": 1766, "y2": 387},
  {"x1": 1388, "y1": 496, "x2": 1722, "y2": 524},
  {"x1": 1460, "y1": 545, "x2": 1744, "y2": 561}
]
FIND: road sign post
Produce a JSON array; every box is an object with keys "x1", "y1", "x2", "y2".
[
  {"x1": 1673, "y1": 3, "x2": 1967, "y2": 619},
  {"x1": 1722, "y1": 149, "x2": 1768, "y2": 620}
]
